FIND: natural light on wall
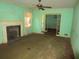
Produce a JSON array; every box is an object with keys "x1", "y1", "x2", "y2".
[{"x1": 25, "y1": 12, "x2": 32, "y2": 28}]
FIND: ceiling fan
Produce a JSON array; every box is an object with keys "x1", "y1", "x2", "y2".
[{"x1": 35, "y1": 0, "x2": 52, "y2": 10}]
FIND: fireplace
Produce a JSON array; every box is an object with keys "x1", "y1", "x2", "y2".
[
  {"x1": 0, "y1": 21, "x2": 23, "y2": 44},
  {"x1": 6, "y1": 25, "x2": 21, "y2": 43}
]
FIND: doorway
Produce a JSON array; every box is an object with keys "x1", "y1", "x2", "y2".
[{"x1": 44, "y1": 14, "x2": 61, "y2": 36}]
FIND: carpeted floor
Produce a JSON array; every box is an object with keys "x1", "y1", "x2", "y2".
[{"x1": 0, "y1": 33, "x2": 74, "y2": 59}]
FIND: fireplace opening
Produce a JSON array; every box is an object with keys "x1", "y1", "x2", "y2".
[{"x1": 6, "y1": 25, "x2": 21, "y2": 43}]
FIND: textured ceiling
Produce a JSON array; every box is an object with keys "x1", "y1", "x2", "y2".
[{"x1": 0, "y1": 0, "x2": 78, "y2": 8}]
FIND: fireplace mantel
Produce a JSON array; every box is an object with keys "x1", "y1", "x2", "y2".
[{"x1": 0, "y1": 21, "x2": 23, "y2": 44}]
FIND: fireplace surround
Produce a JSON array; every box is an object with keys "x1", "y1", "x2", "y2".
[{"x1": 1, "y1": 21, "x2": 23, "y2": 44}]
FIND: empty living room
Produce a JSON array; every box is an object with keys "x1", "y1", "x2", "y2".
[{"x1": 0, "y1": 0, "x2": 79, "y2": 59}]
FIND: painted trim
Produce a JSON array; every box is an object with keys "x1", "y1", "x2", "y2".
[
  {"x1": 0, "y1": 21, "x2": 23, "y2": 44},
  {"x1": 42, "y1": 13, "x2": 61, "y2": 36}
]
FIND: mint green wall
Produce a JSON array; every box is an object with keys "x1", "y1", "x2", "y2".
[
  {"x1": 32, "y1": 8, "x2": 73, "y2": 37},
  {"x1": 71, "y1": 2, "x2": 79, "y2": 59},
  {"x1": 46, "y1": 15, "x2": 57, "y2": 29},
  {"x1": 0, "y1": 2, "x2": 25, "y2": 20},
  {"x1": 0, "y1": 2, "x2": 32, "y2": 44},
  {"x1": 32, "y1": 10, "x2": 42, "y2": 33}
]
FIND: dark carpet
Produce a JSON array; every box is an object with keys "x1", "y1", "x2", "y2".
[{"x1": 0, "y1": 33, "x2": 74, "y2": 59}]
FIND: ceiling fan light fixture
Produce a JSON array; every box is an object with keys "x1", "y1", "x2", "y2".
[{"x1": 35, "y1": 0, "x2": 52, "y2": 10}]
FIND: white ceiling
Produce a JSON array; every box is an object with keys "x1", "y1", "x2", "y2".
[{"x1": 1, "y1": 0, "x2": 78, "y2": 8}]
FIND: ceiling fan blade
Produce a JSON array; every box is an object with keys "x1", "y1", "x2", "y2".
[
  {"x1": 42, "y1": 6, "x2": 52, "y2": 8},
  {"x1": 39, "y1": 0, "x2": 41, "y2": 2},
  {"x1": 41, "y1": 8, "x2": 45, "y2": 10},
  {"x1": 35, "y1": 0, "x2": 52, "y2": 10},
  {"x1": 38, "y1": 7, "x2": 45, "y2": 10}
]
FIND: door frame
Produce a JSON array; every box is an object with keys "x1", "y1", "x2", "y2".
[{"x1": 41, "y1": 13, "x2": 61, "y2": 35}]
